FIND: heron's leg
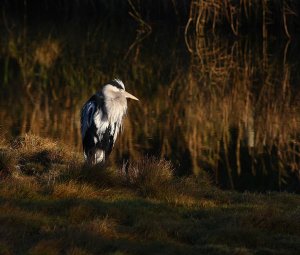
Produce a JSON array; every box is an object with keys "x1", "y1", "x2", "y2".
[
  {"x1": 85, "y1": 148, "x2": 105, "y2": 165},
  {"x1": 86, "y1": 151, "x2": 94, "y2": 165},
  {"x1": 94, "y1": 149, "x2": 105, "y2": 164}
]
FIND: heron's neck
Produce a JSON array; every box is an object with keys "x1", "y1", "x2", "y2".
[{"x1": 105, "y1": 97, "x2": 127, "y2": 124}]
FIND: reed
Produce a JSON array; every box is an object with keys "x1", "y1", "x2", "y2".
[
  {"x1": 0, "y1": 17, "x2": 299, "y2": 191},
  {"x1": 169, "y1": 35, "x2": 300, "y2": 189},
  {"x1": 185, "y1": 0, "x2": 300, "y2": 41}
]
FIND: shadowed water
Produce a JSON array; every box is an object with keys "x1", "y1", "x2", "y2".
[{"x1": 0, "y1": 17, "x2": 299, "y2": 191}]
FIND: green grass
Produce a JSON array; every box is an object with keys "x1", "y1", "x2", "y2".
[{"x1": 0, "y1": 135, "x2": 300, "y2": 255}]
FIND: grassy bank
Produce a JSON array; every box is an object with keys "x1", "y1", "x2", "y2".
[{"x1": 0, "y1": 135, "x2": 299, "y2": 255}]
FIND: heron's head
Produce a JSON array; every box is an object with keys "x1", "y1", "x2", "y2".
[{"x1": 102, "y1": 79, "x2": 139, "y2": 101}]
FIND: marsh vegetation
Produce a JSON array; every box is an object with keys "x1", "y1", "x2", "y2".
[
  {"x1": 0, "y1": 1, "x2": 300, "y2": 254},
  {"x1": 0, "y1": 1, "x2": 299, "y2": 190},
  {"x1": 0, "y1": 134, "x2": 299, "y2": 254}
]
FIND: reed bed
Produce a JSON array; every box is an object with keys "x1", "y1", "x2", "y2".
[
  {"x1": 177, "y1": 36, "x2": 300, "y2": 190},
  {"x1": 0, "y1": 16, "x2": 299, "y2": 191},
  {"x1": 185, "y1": 0, "x2": 300, "y2": 41}
]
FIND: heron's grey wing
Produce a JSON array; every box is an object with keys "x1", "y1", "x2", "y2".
[{"x1": 80, "y1": 101, "x2": 96, "y2": 140}]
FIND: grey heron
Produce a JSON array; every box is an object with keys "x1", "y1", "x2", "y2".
[{"x1": 80, "y1": 79, "x2": 139, "y2": 165}]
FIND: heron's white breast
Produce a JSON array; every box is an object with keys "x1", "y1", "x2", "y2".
[{"x1": 93, "y1": 109, "x2": 109, "y2": 139}]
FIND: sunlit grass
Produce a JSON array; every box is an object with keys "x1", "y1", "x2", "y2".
[
  {"x1": 0, "y1": 135, "x2": 299, "y2": 254},
  {"x1": 123, "y1": 156, "x2": 174, "y2": 197}
]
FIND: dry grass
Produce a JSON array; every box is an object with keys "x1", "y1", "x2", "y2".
[
  {"x1": 84, "y1": 216, "x2": 118, "y2": 238},
  {"x1": 123, "y1": 156, "x2": 174, "y2": 197},
  {"x1": 8, "y1": 134, "x2": 81, "y2": 180},
  {"x1": 52, "y1": 181, "x2": 100, "y2": 199},
  {"x1": 34, "y1": 39, "x2": 60, "y2": 68},
  {"x1": 64, "y1": 164, "x2": 122, "y2": 188},
  {"x1": 0, "y1": 135, "x2": 299, "y2": 254},
  {"x1": 1, "y1": 16, "x2": 299, "y2": 192},
  {"x1": 10, "y1": 134, "x2": 76, "y2": 162}
]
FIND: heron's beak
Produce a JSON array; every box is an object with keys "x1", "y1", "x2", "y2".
[{"x1": 123, "y1": 91, "x2": 139, "y2": 101}]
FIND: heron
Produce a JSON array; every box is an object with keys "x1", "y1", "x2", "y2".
[{"x1": 80, "y1": 79, "x2": 139, "y2": 165}]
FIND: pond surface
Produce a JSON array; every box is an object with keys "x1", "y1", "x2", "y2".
[{"x1": 0, "y1": 17, "x2": 299, "y2": 191}]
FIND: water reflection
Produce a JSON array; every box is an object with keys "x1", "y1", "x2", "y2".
[{"x1": 0, "y1": 20, "x2": 299, "y2": 191}]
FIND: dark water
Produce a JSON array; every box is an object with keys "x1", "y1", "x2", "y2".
[{"x1": 0, "y1": 17, "x2": 299, "y2": 192}]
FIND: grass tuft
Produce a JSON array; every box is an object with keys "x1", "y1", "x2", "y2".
[
  {"x1": 84, "y1": 216, "x2": 118, "y2": 238},
  {"x1": 52, "y1": 181, "x2": 100, "y2": 199},
  {"x1": 6, "y1": 135, "x2": 81, "y2": 183},
  {"x1": 11, "y1": 134, "x2": 79, "y2": 164},
  {"x1": 123, "y1": 156, "x2": 174, "y2": 197}
]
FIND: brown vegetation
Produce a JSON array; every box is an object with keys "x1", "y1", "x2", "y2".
[
  {"x1": 0, "y1": 135, "x2": 299, "y2": 254},
  {"x1": 0, "y1": 1, "x2": 300, "y2": 191},
  {"x1": 185, "y1": 0, "x2": 300, "y2": 38},
  {"x1": 1, "y1": 28, "x2": 300, "y2": 191}
]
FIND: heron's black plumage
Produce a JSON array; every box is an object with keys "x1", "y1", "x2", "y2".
[
  {"x1": 80, "y1": 79, "x2": 138, "y2": 165},
  {"x1": 109, "y1": 79, "x2": 125, "y2": 90},
  {"x1": 81, "y1": 92, "x2": 114, "y2": 163}
]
